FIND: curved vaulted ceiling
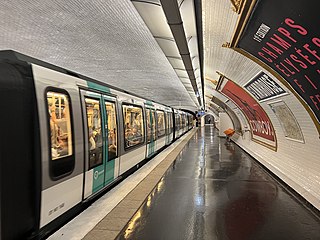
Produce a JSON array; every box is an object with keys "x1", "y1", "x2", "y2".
[
  {"x1": 1, "y1": 1, "x2": 318, "y2": 135},
  {"x1": 132, "y1": 0, "x2": 204, "y2": 109},
  {"x1": 204, "y1": 0, "x2": 319, "y2": 134},
  {"x1": 0, "y1": 0, "x2": 197, "y2": 110}
]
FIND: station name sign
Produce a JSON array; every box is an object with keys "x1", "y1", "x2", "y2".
[
  {"x1": 238, "y1": 0, "x2": 320, "y2": 123},
  {"x1": 244, "y1": 72, "x2": 287, "y2": 101}
]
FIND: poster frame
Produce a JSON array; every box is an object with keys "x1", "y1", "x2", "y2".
[{"x1": 218, "y1": 76, "x2": 277, "y2": 151}]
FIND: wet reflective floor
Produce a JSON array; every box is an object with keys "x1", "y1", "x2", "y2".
[{"x1": 116, "y1": 126, "x2": 320, "y2": 240}]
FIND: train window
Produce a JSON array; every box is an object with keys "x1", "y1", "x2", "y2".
[
  {"x1": 181, "y1": 114, "x2": 184, "y2": 128},
  {"x1": 164, "y1": 112, "x2": 168, "y2": 134},
  {"x1": 105, "y1": 101, "x2": 118, "y2": 161},
  {"x1": 182, "y1": 114, "x2": 186, "y2": 128},
  {"x1": 48, "y1": 92, "x2": 73, "y2": 160},
  {"x1": 123, "y1": 104, "x2": 144, "y2": 149},
  {"x1": 175, "y1": 113, "x2": 180, "y2": 131},
  {"x1": 146, "y1": 109, "x2": 151, "y2": 142},
  {"x1": 85, "y1": 98, "x2": 103, "y2": 169},
  {"x1": 146, "y1": 109, "x2": 156, "y2": 143},
  {"x1": 156, "y1": 110, "x2": 166, "y2": 137},
  {"x1": 189, "y1": 115, "x2": 193, "y2": 127},
  {"x1": 47, "y1": 90, "x2": 74, "y2": 179}
]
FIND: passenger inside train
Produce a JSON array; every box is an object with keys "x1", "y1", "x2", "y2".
[
  {"x1": 85, "y1": 98, "x2": 103, "y2": 167},
  {"x1": 124, "y1": 105, "x2": 144, "y2": 147},
  {"x1": 146, "y1": 109, "x2": 156, "y2": 142},
  {"x1": 106, "y1": 102, "x2": 117, "y2": 160},
  {"x1": 48, "y1": 92, "x2": 72, "y2": 160}
]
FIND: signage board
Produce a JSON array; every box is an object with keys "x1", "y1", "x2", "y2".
[
  {"x1": 220, "y1": 79, "x2": 277, "y2": 150},
  {"x1": 269, "y1": 101, "x2": 304, "y2": 142},
  {"x1": 238, "y1": 0, "x2": 319, "y2": 124},
  {"x1": 244, "y1": 71, "x2": 287, "y2": 101}
]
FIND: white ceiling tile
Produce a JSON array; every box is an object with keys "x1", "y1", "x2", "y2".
[
  {"x1": 175, "y1": 69, "x2": 189, "y2": 78},
  {"x1": 133, "y1": 2, "x2": 172, "y2": 38},
  {"x1": 180, "y1": 0, "x2": 197, "y2": 38},
  {"x1": 155, "y1": 38, "x2": 180, "y2": 57},
  {"x1": 168, "y1": 57, "x2": 184, "y2": 69}
]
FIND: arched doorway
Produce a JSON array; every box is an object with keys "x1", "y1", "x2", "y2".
[{"x1": 204, "y1": 114, "x2": 214, "y2": 125}]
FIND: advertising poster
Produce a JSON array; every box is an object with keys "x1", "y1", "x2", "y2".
[
  {"x1": 269, "y1": 101, "x2": 304, "y2": 142},
  {"x1": 237, "y1": 0, "x2": 319, "y2": 127},
  {"x1": 220, "y1": 79, "x2": 277, "y2": 150},
  {"x1": 244, "y1": 71, "x2": 287, "y2": 102}
]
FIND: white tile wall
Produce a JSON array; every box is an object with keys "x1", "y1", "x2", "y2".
[
  {"x1": 219, "y1": 112, "x2": 233, "y2": 137},
  {"x1": 233, "y1": 91, "x2": 320, "y2": 210},
  {"x1": 203, "y1": 0, "x2": 320, "y2": 211}
]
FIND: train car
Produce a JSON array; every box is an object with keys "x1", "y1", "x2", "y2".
[{"x1": 0, "y1": 50, "x2": 193, "y2": 240}]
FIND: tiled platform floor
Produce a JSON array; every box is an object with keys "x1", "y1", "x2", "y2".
[
  {"x1": 83, "y1": 128, "x2": 197, "y2": 240},
  {"x1": 114, "y1": 126, "x2": 320, "y2": 240}
]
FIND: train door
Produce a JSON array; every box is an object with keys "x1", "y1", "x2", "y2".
[
  {"x1": 172, "y1": 111, "x2": 176, "y2": 140},
  {"x1": 40, "y1": 88, "x2": 84, "y2": 228},
  {"x1": 146, "y1": 106, "x2": 157, "y2": 158},
  {"x1": 179, "y1": 114, "x2": 183, "y2": 136},
  {"x1": 80, "y1": 90, "x2": 118, "y2": 198},
  {"x1": 164, "y1": 111, "x2": 169, "y2": 145},
  {"x1": 103, "y1": 96, "x2": 120, "y2": 185},
  {"x1": 183, "y1": 114, "x2": 187, "y2": 133},
  {"x1": 155, "y1": 110, "x2": 166, "y2": 151},
  {"x1": 174, "y1": 112, "x2": 180, "y2": 138},
  {"x1": 165, "y1": 111, "x2": 173, "y2": 145}
]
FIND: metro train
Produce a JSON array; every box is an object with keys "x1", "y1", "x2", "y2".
[{"x1": 0, "y1": 50, "x2": 194, "y2": 239}]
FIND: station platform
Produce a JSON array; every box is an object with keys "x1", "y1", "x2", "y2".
[{"x1": 50, "y1": 126, "x2": 320, "y2": 240}]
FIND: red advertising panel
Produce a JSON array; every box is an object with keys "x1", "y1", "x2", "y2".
[{"x1": 221, "y1": 80, "x2": 276, "y2": 149}]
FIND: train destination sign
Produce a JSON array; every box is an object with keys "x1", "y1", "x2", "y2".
[
  {"x1": 237, "y1": 0, "x2": 320, "y2": 124},
  {"x1": 244, "y1": 71, "x2": 287, "y2": 101},
  {"x1": 219, "y1": 79, "x2": 277, "y2": 150}
]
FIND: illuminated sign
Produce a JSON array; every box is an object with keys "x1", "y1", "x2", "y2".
[{"x1": 197, "y1": 110, "x2": 205, "y2": 117}]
